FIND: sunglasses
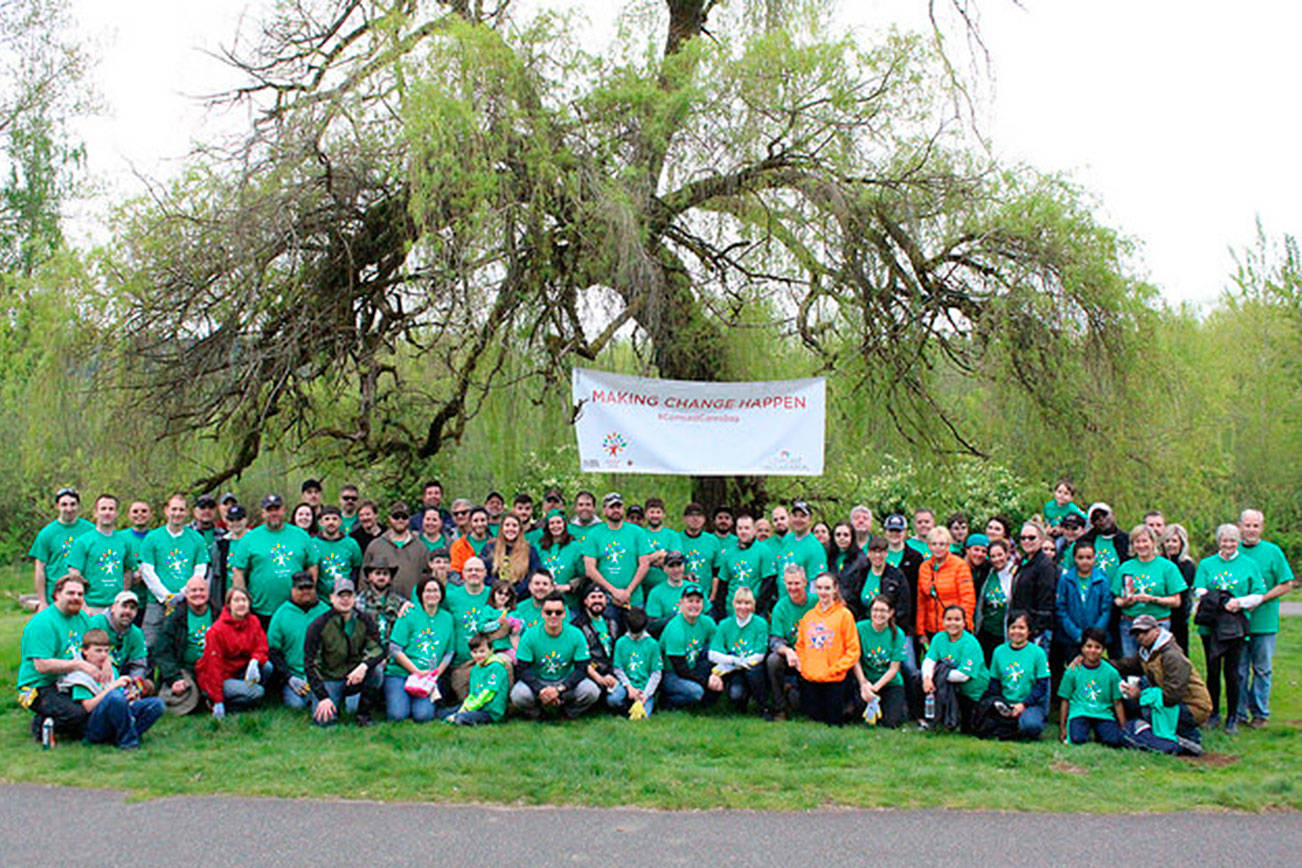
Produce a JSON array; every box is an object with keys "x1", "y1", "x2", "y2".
[
  {"x1": 55, "y1": 487, "x2": 79, "y2": 500},
  {"x1": 341, "y1": 495, "x2": 358, "y2": 501},
  {"x1": 452, "y1": 510, "x2": 469, "y2": 516},
  {"x1": 1019, "y1": 534, "x2": 1039, "y2": 541},
  {"x1": 543, "y1": 609, "x2": 566, "y2": 617}
]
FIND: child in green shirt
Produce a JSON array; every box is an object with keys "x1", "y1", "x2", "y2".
[
  {"x1": 64, "y1": 628, "x2": 165, "y2": 749},
  {"x1": 1057, "y1": 627, "x2": 1125, "y2": 747},
  {"x1": 444, "y1": 634, "x2": 509, "y2": 725}
]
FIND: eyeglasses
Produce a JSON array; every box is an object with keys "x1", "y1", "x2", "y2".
[{"x1": 1019, "y1": 534, "x2": 1039, "y2": 541}]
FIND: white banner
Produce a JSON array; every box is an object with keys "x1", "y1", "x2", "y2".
[{"x1": 572, "y1": 368, "x2": 825, "y2": 476}]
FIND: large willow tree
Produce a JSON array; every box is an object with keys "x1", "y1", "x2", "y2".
[{"x1": 110, "y1": 0, "x2": 1142, "y2": 500}]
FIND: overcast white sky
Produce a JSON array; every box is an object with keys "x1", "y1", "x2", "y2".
[{"x1": 67, "y1": 0, "x2": 1301, "y2": 308}]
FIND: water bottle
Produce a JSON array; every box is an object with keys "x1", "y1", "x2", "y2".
[
  {"x1": 41, "y1": 717, "x2": 54, "y2": 749},
  {"x1": 924, "y1": 693, "x2": 935, "y2": 722}
]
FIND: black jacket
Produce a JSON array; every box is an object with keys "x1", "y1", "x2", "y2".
[
  {"x1": 1193, "y1": 589, "x2": 1249, "y2": 643},
  {"x1": 891, "y1": 546, "x2": 925, "y2": 634},
  {"x1": 862, "y1": 564, "x2": 912, "y2": 634},
  {"x1": 154, "y1": 603, "x2": 218, "y2": 683},
  {"x1": 1082, "y1": 528, "x2": 1130, "y2": 564},
  {"x1": 1009, "y1": 551, "x2": 1057, "y2": 637},
  {"x1": 572, "y1": 608, "x2": 621, "y2": 677}
]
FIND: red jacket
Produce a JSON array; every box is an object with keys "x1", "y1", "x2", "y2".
[{"x1": 195, "y1": 607, "x2": 270, "y2": 704}]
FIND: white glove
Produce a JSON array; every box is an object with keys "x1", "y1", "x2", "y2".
[{"x1": 244, "y1": 659, "x2": 261, "y2": 683}]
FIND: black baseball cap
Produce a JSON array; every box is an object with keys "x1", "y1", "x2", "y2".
[
  {"x1": 301, "y1": 478, "x2": 322, "y2": 492},
  {"x1": 227, "y1": 505, "x2": 248, "y2": 521},
  {"x1": 195, "y1": 494, "x2": 218, "y2": 508},
  {"x1": 261, "y1": 494, "x2": 284, "y2": 509}
]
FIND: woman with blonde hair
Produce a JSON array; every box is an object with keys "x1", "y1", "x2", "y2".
[{"x1": 1160, "y1": 524, "x2": 1197, "y2": 652}]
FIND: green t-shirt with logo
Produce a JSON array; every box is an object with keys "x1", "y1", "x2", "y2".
[
  {"x1": 717, "y1": 542, "x2": 774, "y2": 614},
  {"x1": 1113, "y1": 556, "x2": 1187, "y2": 619},
  {"x1": 641, "y1": 526, "x2": 683, "y2": 592},
  {"x1": 141, "y1": 526, "x2": 212, "y2": 596},
  {"x1": 1043, "y1": 500, "x2": 1087, "y2": 527},
  {"x1": 924, "y1": 630, "x2": 989, "y2": 700},
  {"x1": 516, "y1": 622, "x2": 590, "y2": 682},
  {"x1": 385, "y1": 605, "x2": 455, "y2": 677},
  {"x1": 539, "y1": 540, "x2": 586, "y2": 596},
  {"x1": 86, "y1": 613, "x2": 147, "y2": 671},
  {"x1": 567, "y1": 519, "x2": 600, "y2": 546},
  {"x1": 183, "y1": 609, "x2": 211, "y2": 666},
  {"x1": 1092, "y1": 535, "x2": 1122, "y2": 585},
  {"x1": 659, "y1": 613, "x2": 717, "y2": 669},
  {"x1": 678, "y1": 531, "x2": 721, "y2": 587},
  {"x1": 989, "y1": 641, "x2": 1050, "y2": 704},
  {"x1": 310, "y1": 535, "x2": 363, "y2": 595},
  {"x1": 710, "y1": 615, "x2": 769, "y2": 659},
  {"x1": 855, "y1": 620, "x2": 906, "y2": 688},
  {"x1": 1193, "y1": 553, "x2": 1266, "y2": 637},
  {"x1": 583, "y1": 522, "x2": 649, "y2": 604},
  {"x1": 230, "y1": 524, "x2": 314, "y2": 615},
  {"x1": 645, "y1": 581, "x2": 687, "y2": 621},
  {"x1": 1241, "y1": 540, "x2": 1296, "y2": 634},
  {"x1": 69, "y1": 530, "x2": 138, "y2": 608},
  {"x1": 443, "y1": 583, "x2": 495, "y2": 664},
  {"x1": 267, "y1": 600, "x2": 330, "y2": 677},
  {"x1": 978, "y1": 573, "x2": 1009, "y2": 637},
  {"x1": 468, "y1": 657, "x2": 510, "y2": 720},
  {"x1": 769, "y1": 594, "x2": 816, "y2": 647},
  {"x1": 1057, "y1": 660, "x2": 1122, "y2": 722},
  {"x1": 17, "y1": 605, "x2": 91, "y2": 688},
  {"x1": 770, "y1": 532, "x2": 828, "y2": 603},
  {"x1": 613, "y1": 633, "x2": 662, "y2": 690},
  {"x1": 29, "y1": 518, "x2": 96, "y2": 602}
]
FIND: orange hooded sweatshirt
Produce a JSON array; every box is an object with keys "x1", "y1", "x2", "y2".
[
  {"x1": 916, "y1": 553, "x2": 976, "y2": 635},
  {"x1": 795, "y1": 601, "x2": 860, "y2": 682}
]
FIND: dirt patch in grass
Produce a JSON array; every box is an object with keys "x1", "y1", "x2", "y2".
[
  {"x1": 1189, "y1": 753, "x2": 1240, "y2": 768},
  {"x1": 1049, "y1": 761, "x2": 1087, "y2": 775}
]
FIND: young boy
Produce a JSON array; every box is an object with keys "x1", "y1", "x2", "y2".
[
  {"x1": 610, "y1": 607, "x2": 663, "y2": 717},
  {"x1": 1043, "y1": 479, "x2": 1088, "y2": 537},
  {"x1": 64, "y1": 628, "x2": 165, "y2": 749},
  {"x1": 443, "y1": 633, "x2": 509, "y2": 725},
  {"x1": 1057, "y1": 627, "x2": 1125, "y2": 747}
]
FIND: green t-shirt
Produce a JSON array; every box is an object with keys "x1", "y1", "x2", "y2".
[
  {"x1": 613, "y1": 633, "x2": 662, "y2": 690},
  {"x1": 1139, "y1": 685, "x2": 1180, "y2": 740},
  {"x1": 641, "y1": 526, "x2": 683, "y2": 592},
  {"x1": 516, "y1": 622, "x2": 590, "y2": 681},
  {"x1": 906, "y1": 537, "x2": 930, "y2": 557},
  {"x1": 1193, "y1": 553, "x2": 1266, "y2": 637},
  {"x1": 858, "y1": 568, "x2": 889, "y2": 611},
  {"x1": 1057, "y1": 660, "x2": 1122, "y2": 721},
  {"x1": 678, "y1": 531, "x2": 721, "y2": 586},
  {"x1": 310, "y1": 535, "x2": 363, "y2": 595},
  {"x1": 70, "y1": 661, "x2": 118, "y2": 702},
  {"x1": 418, "y1": 532, "x2": 451, "y2": 554},
  {"x1": 989, "y1": 641, "x2": 1050, "y2": 704},
  {"x1": 1241, "y1": 540, "x2": 1295, "y2": 634},
  {"x1": 645, "y1": 581, "x2": 687, "y2": 621},
  {"x1": 267, "y1": 600, "x2": 330, "y2": 677},
  {"x1": 567, "y1": 519, "x2": 600, "y2": 545},
  {"x1": 717, "y1": 542, "x2": 774, "y2": 614},
  {"x1": 86, "y1": 613, "x2": 147, "y2": 671},
  {"x1": 1113, "y1": 556, "x2": 1187, "y2": 619},
  {"x1": 340, "y1": 514, "x2": 358, "y2": 534},
  {"x1": 885, "y1": 547, "x2": 904, "y2": 568},
  {"x1": 659, "y1": 613, "x2": 717, "y2": 669},
  {"x1": 769, "y1": 594, "x2": 816, "y2": 647},
  {"x1": 69, "y1": 529, "x2": 138, "y2": 608},
  {"x1": 924, "y1": 630, "x2": 989, "y2": 700},
  {"x1": 583, "y1": 522, "x2": 649, "y2": 604},
  {"x1": 443, "y1": 583, "x2": 495, "y2": 664},
  {"x1": 1092, "y1": 535, "x2": 1122, "y2": 584},
  {"x1": 769, "y1": 532, "x2": 828, "y2": 603},
  {"x1": 230, "y1": 524, "x2": 315, "y2": 615},
  {"x1": 1043, "y1": 500, "x2": 1087, "y2": 527},
  {"x1": 141, "y1": 526, "x2": 212, "y2": 596},
  {"x1": 468, "y1": 658, "x2": 510, "y2": 720},
  {"x1": 183, "y1": 609, "x2": 211, "y2": 666},
  {"x1": 978, "y1": 573, "x2": 1009, "y2": 637},
  {"x1": 710, "y1": 615, "x2": 769, "y2": 658},
  {"x1": 17, "y1": 605, "x2": 91, "y2": 688},
  {"x1": 855, "y1": 620, "x2": 905, "y2": 688},
  {"x1": 29, "y1": 518, "x2": 96, "y2": 601},
  {"x1": 385, "y1": 605, "x2": 455, "y2": 677},
  {"x1": 539, "y1": 540, "x2": 586, "y2": 593}
]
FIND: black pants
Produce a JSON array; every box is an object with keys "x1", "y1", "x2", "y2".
[
  {"x1": 28, "y1": 685, "x2": 89, "y2": 740},
  {"x1": 799, "y1": 675, "x2": 848, "y2": 725},
  {"x1": 1201, "y1": 635, "x2": 1244, "y2": 721},
  {"x1": 724, "y1": 666, "x2": 769, "y2": 714},
  {"x1": 977, "y1": 630, "x2": 1002, "y2": 666},
  {"x1": 852, "y1": 683, "x2": 907, "y2": 728}
]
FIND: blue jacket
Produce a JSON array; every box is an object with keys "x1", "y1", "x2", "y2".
[{"x1": 1054, "y1": 567, "x2": 1112, "y2": 644}]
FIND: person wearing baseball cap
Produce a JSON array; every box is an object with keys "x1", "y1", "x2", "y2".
[
  {"x1": 1080, "y1": 502, "x2": 1128, "y2": 589},
  {"x1": 300, "y1": 479, "x2": 323, "y2": 514},
  {"x1": 645, "y1": 550, "x2": 689, "y2": 637},
  {"x1": 1115, "y1": 613, "x2": 1211, "y2": 754},
  {"x1": 230, "y1": 493, "x2": 317, "y2": 627},
  {"x1": 304, "y1": 576, "x2": 385, "y2": 727},
  {"x1": 582, "y1": 493, "x2": 652, "y2": 623},
  {"x1": 86, "y1": 590, "x2": 149, "y2": 686},
  {"x1": 311, "y1": 505, "x2": 364, "y2": 597},
  {"x1": 267, "y1": 571, "x2": 330, "y2": 711},
  {"x1": 657, "y1": 582, "x2": 722, "y2": 709},
  {"x1": 678, "y1": 502, "x2": 721, "y2": 599}
]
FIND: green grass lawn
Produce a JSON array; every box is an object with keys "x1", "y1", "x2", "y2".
[{"x1": 1, "y1": 563, "x2": 1298, "y2": 811}]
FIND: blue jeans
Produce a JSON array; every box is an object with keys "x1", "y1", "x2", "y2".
[
  {"x1": 660, "y1": 671, "x2": 710, "y2": 708},
  {"x1": 312, "y1": 668, "x2": 383, "y2": 725},
  {"x1": 1236, "y1": 632, "x2": 1276, "y2": 721},
  {"x1": 222, "y1": 679, "x2": 265, "y2": 709},
  {"x1": 606, "y1": 683, "x2": 655, "y2": 715},
  {"x1": 83, "y1": 690, "x2": 165, "y2": 749},
  {"x1": 1119, "y1": 617, "x2": 1170, "y2": 657},
  {"x1": 282, "y1": 682, "x2": 312, "y2": 711},
  {"x1": 1068, "y1": 715, "x2": 1125, "y2": 747},
  {"x1": 1016, "y1": 694, "x2": 1049, "y2": 739},
  {"x1": 384, "y1": 675, "x2": 437, "y2": 722}
]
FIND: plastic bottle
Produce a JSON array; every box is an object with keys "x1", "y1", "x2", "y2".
[
  {"x1": 924, "y1": 692, "x2": 935, "y2": 721},
  {"x1": 41, "y1": 717, "x2": 54, "y2": 749}
]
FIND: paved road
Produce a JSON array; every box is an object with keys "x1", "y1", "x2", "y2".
[{"x1": 1, "y1": 784, "x2": 1299, "y2": 866}]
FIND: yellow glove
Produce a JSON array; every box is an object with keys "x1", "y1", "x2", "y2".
[{"x1": 628, "y1": 699, "x2": 647, "y2": 720}]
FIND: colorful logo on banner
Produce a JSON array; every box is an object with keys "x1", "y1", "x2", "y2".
[{"x1": 602, "y1": 432, "x2": 628, "y2": 457}]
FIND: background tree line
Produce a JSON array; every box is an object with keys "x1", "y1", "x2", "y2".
[{"x1": 0, "y1": 0, "x2": 1298, "y2": 563}]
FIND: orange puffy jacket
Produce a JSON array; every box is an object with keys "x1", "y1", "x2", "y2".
[
  {"x1": 795, "y1": 601, "x2": 861, "y2": 682},
  {"x1": 916, "y1": 554, "x2": 976, "y2": 635}
]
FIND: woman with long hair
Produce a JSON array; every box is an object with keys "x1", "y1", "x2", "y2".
[
  {"x1": 486, "y1": 514, "x2": 542, "y2": 599},
  {"x1": 794, "y1": 572, "x2": 861, "y2": 725}
]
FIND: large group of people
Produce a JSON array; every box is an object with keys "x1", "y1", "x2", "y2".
[{"x1": 16, "y1": 477, "x2": 1295, "y2": 756}]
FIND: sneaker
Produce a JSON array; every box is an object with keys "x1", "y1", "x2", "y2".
[
  {"x1": 354, "y1": 713, "x2": 373, "y2": 728},
  {"x1": 1224, "y1": 718, "x2": 1239, "y2": 736},
  {"x1": 1249, "y1": 717, "x2": 1268, "y2": 730},
  {"x1": 1176, "y1": 734, "x2": 1204, "y2": 757},
  {"x1": 994, "y1": 701, "x2": 1012, "y2": 716},
  {"x1": 1206, "y1": 713, "x2": 1221, "y2": 728}
]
